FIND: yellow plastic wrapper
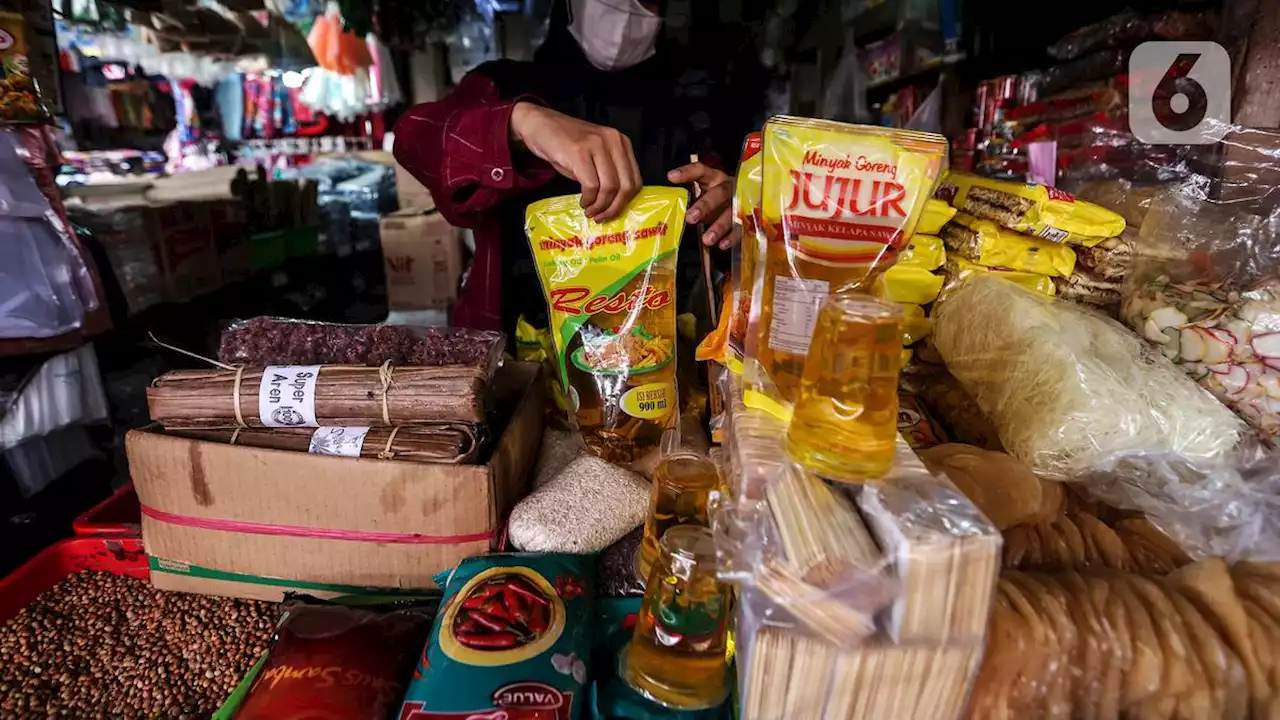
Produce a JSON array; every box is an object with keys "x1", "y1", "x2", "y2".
[
  {"x1": 915, "y1": 198, "x2": 957, "y2": 235},
  {"x1": 515, "y1": 316, "x2": 548, "y2": 362},
  {"x1": 940, "y1": 212, "x2": 1077, "y2": 278},
  {"x1": 899, "y1": 303, "x2": 931, "y2": 346},
  {"x1": 897, "y1": 234, "x2": 946, "y2": 271},
  {"x1": 727, "y1": 132, "x2": 764, "y2": 375},
  {"x1": 525, "y1": 187, "x2": 687, "y2": 462},
  {"x1": 939, "y1": 256, "x2": 1056, "y2": 302},
  {"x1": 746, "y1": 117, "x2": 948, "y2": 420},
  {"x1": 516, "y1": 316, "x2": 572, "y2": 424},
  {"x1": 884, "y1": 265, "x2": 944, "y2": 305},
  {"x1": 936, "y1": 173, "x2": 1124, "y2": 247}
]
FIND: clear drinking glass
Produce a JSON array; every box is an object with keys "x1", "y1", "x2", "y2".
[
  {"x1": 785, "y1": 293, "x2": 903, "y2": 481},
  {"x1": 622, "y1": 525, "x2": 731, "y2": 710}
]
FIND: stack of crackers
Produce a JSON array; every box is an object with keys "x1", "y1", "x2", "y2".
[{"x1": 968, "y1": 559, "x2": 1280, "y2": 718}]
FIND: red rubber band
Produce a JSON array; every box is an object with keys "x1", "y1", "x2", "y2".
[{"x1": 141, "y1": 505, "x2": 493, "y2": 545}]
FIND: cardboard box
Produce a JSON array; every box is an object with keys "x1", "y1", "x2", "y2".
[
  {"x1": 129, "y1": 362, "x2": 545, "y2": 602},
  {"x1": 205, "y1": 199, "x2": 250, "y2": 284},
  {"x1": 151, "y1": 202, "x2": 221, "y2": 302},
  {"x1": 380, "y1": 207, "x2": 463, "y2": 311}
]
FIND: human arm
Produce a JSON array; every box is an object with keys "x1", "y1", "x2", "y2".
[{"x1": 392, "y1": 66, "x2": 556, "y2": 228}]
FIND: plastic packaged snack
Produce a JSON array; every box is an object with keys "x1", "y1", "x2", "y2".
[
  {"x1": 235, "y1": 596, "x2": 436, "y2": 720},
  {"x1": 508, "y1": 454, "x2": 650, "y2": 554},
  {"x1": 915, "y1": 198, "x2": 957, "y2": 235},
  {"x1": 1120, "y1": 176, "x2": 1280, "y2": 444},
  {"x1": 934, "y1": 274, "x2": 1245, "y2": 480},
  {"x1": 884, "y1": 265, "x2": 945, "y2": 304},
  {"x1": 746, "y1": 117, "x2": 947, "y2": 420},
  {"x1": 936, "y1": 173, "x2": 1125, "y2": 246},
  {"x1": 727, "y1": 132, "x2": 764, "y2": 375},
  {"x1": 899, "y1": 303, "x2": 931, "y2": 345},
  {"x1": 399, "y1": 554, "x2": 594, "y2": 720},
  {"x1": 1054, "y1": 267, "x2": 1123, "y2": 313},
  {"x1": 939, "y1": 256, "x2": 1056, "y2": 301},
  {"x1": 1074, "y1": 230, "x2": 1136, "y2": 281},
  {"x1": 897, "y1": 233, "x2": 946, "y2": 271},
  {"x1": 939, "y1": 213, "x2": 1077, "y2": 278},
  {"x1": 525, "y1": 187, "x2": 687, "y2": 462}
]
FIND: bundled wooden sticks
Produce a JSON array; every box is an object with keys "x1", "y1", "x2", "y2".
[
  {"x1": 170, "y1": 424, "x2": 482, "y2": 465},
  {"x1": 146, "y1": 365, "x2": 488, "y2": 428},
  {"x1": 741, "y1": 629, "x2": 983, "y2": 720}
]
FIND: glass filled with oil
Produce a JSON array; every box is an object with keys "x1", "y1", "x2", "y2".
[
  {"x1": 637, "y1": 453, "x2": 720, "y2": 582},
  {"x1": 785, "y1": 293, "x2": 903, "y2": 481},
  {"x1": 622, "y1": 525, "x2": 731, "y2": 710}
]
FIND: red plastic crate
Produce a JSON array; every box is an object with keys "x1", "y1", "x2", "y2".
[
  {"x1": 72, "y1": 483, "x2": 141, "y2": 536},
  {"x1": 0, "y1": 537, "x2": 148, "y2": 623}
]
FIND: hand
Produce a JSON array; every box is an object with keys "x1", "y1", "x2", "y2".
[
  {"x1": 667, "y1": 162, "x2": 735, "y2": 249},
  {"x1": 511, "y1": 102, "x2": 642, "y2": 222}
]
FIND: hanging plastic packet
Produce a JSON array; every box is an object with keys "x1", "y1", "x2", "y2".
[
  {"x1": 939, "y1": 212, "x2": 1077, "y2": 277},
  {"x1": 726, "y1": 132, "x2": 764, "y2": 375},
  {"x1": 939, "y1": 257, "x2": 1058, "y2": 301},
  {"x1": 896, "y1": 234, "x2": 946, "y2": 271},
  {"x1": 745, "y1": 117, "x2": 948, "y2": 420},
  {"x1": 935, "y1": 173, "x2": 1125, "y2": 246},
  {"x1": 883, "y1": 265, "x2": 945, "y2": 305},
  {"x1": 915, "y1": 198, "x2": 957, "y2": 235},
  {"x1": 526, "y1": 187, "x2": 687, "y2": 463}
]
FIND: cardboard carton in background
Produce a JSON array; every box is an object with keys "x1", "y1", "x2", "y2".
[
  {"x1": 151, "y1": 202, "x2": 221, "y2": 302},
  {"x1": 128, "y1": 363, "x2": 544, "y2": 602},
  {"x1": 380, "y1": 207, "x2": 463, "y2": 311}
]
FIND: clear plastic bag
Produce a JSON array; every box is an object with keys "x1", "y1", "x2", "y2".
[
  {"x1": 0, "y1": 134, "x2": 89, "y2": 339},
  {"x1": 1119, "y1": 147, "x2": 1280, "y2": 444}
]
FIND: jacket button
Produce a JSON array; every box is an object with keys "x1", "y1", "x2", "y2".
[{"x1": 490, "y1": 167, "x2": 506, "y2": 182}]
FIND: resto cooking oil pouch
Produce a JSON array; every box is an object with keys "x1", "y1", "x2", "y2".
[
  {"x1": 526, "y1": 187, "x2": 687, "y2": 463},
  {"x1": 935, "y1": 173, "x2": 1124, "y2": 246},
  {"x1": 940, "y1": 213, "x2": 1077, "y2": 278},
  {"x1": 746, "y1": 117, "x2": 947, "y2": 420}
]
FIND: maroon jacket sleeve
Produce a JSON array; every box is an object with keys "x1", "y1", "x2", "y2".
[{"x1": 392, "y1": 69, "x2": 555, "y2": 228}]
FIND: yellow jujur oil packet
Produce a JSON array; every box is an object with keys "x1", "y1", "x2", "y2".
[
  {"x1": 936, "y1": 173, "x2": 1124, "y2": 247},
  {"x1": 525, "y1": 186, "x2": 687, "y2": 463},
  {"x1": 940, "y1": 212, "x2": 1077, "y2": 278},
  {"x1": 746, "y1": 116, "x2": 948, "y2": 420},
  {"x1": 726, "y1": 132, "x2": 764, "y2": 375}
]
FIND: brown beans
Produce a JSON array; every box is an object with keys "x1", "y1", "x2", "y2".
[{"x1": 0, "y1": 572, "x2": 276, "y2": 719}]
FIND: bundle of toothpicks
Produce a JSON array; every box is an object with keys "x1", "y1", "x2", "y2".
[{"x1": 720, "y1": 390, "x2": 1001, "y2": 720}]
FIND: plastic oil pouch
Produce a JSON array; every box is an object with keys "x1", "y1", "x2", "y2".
[
  {"x1": 936, "y1": 172, "x2": 1125, "y2": 246},
  {"x1": 896, "y1": 233, "x2": 946, "y2": 271},
  {"x1": 746, "y1": 117, "x2": 947, "y2": 420},
  {"x1": 939, "y1": 256, "x2": 1057, "y2": 302},
  {"x1": 883, "y1": 266, "x2": 945, "y2": 305},
  {"x1": 726, "y1": 132, "x2": 764, "y2": 375},
  {"x1": 526, "y1": 187, "x2": 687, "y2": 463},
  {"x1": 939, "y1": 212, "x2": 1078, "y2": 278}
]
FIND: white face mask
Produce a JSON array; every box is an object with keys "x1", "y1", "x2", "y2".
[{"x1": 568, "y1": 0, "x2": 662, "y2": 72}]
